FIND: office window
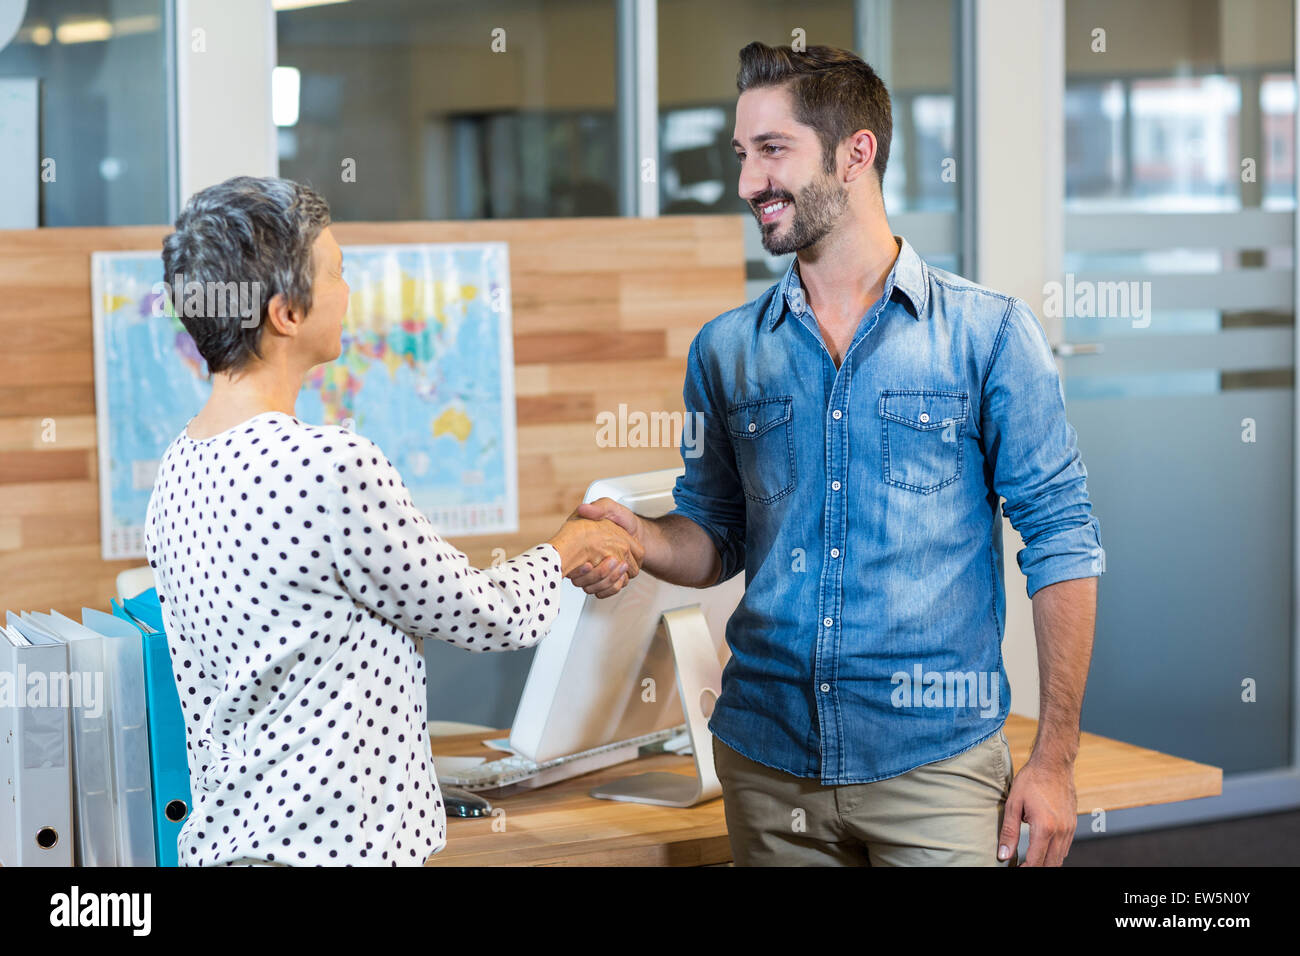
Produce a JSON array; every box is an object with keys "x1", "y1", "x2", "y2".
[
  {"x1": 276, "y1": 0, "x2": 619, "y2": 220},
  {"x1": 1065, "y1": 73, "x2": 1245, "y2": 210},
  {"x1": 1262, "y1": 70, "x2": 1295, "y2": 209},
  {"x1": 0, "y1": 0, "x2": 171, "y2": 226}
]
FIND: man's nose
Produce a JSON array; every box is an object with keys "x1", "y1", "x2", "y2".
[{"x1": 738, "y1": 165, "x2": 768, "y2": 205}]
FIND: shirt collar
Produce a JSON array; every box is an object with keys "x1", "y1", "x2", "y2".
[{"x1": 765, "y1": 234, "x2": 928, "y2": 331}]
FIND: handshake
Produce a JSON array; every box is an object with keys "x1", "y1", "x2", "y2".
[{"x1": 546, "y1": 498, "x2": 645, "y2": 599}]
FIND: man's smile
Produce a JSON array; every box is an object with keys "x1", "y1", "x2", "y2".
[{"x1": 757, "y1": 198, "x2": 792, "y2": 224}]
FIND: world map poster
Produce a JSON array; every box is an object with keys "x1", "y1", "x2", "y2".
[{"x1": 91, "y1": 242, "x2": 518, "y2": 560}]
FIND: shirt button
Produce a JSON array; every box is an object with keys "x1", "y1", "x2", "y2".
[
  {"x1": 830, "y1": 548, "x2": 840, "y2": 558},
  {"x1": 820, "y1": 683, "x2": 831, "y2": 693},
  {"x1": 832, "y1": 409, "x2": 843, "y2": 420},
  {"x1": 831, "y1": 480, "x2": 841, "y2": 491},
  {"x1": 748, "y1": 422, "x2": 756, "y2": 433},
  {"x1": 823, "y1": 617, "x2": 833, "y2": 627},
  {"x1": 919, "y1": 412, "x2": 930, "y2": 423}
]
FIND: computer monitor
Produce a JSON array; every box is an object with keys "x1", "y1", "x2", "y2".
[{"x1": 508, "y1": 467, "x2": 744, "y2": 768}]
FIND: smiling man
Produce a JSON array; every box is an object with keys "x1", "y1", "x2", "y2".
[{"x1": 576, "y1": 41, "x2": 1105, "y2": 867}]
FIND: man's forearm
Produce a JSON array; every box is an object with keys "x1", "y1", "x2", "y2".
[
  {"x1": 1028, "y1": 575, "x2": 1098, "y2": 768},
  {"x1": 642, "y1": 514, "x2": 723, "y2": 588}
]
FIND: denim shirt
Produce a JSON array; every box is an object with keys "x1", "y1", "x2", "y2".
[{"x1": 669, "y1": 235, "x2": 1104, "y2": 784}]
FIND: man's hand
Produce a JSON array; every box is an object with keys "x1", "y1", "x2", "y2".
[
  {"x1": 568, "y1": 498, "x2": 645, "y2": 595},
  {"x1": 547, "y1": 508, "x2": 644, "y2": 598},
  {"x1": 566, "y1": 496, "x2": 722, "y2": 590},
  {"x1": 998, "y1": 755, "x2": 1077, "y2": 866},
  {"x1": 1001, "y1": 576, "x2": 1094, "y2": 866}
]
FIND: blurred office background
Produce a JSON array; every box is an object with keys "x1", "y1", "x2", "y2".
[{"x1": 1, "y1": 0, "x2": 1297, "y2": 860}]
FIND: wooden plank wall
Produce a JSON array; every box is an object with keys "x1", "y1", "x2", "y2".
[{"x1": 0, "y1": 216, "x2": 746, "y2": 615}]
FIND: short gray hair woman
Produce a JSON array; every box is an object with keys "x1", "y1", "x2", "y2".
[{"x1": 146, "y1": 176, "x2": 640, "y2": 866}]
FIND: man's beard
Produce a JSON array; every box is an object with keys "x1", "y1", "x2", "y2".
[{"x1": 753, "y1": 172, "x2": 849, "y2": 256}]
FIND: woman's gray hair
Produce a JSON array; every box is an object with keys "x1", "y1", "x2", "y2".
[{"x1": 161, "y1": 176, "x2": 331, "y2": 375}]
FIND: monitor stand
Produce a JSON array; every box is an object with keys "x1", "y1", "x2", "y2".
[{"x1": 588, "y1": 606, "x2": 723, "y2": 807}]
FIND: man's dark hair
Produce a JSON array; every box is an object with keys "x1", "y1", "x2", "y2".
[
  {"x1": 736, "y1": 41, "x2": 892, "y2": 187},
  {"x1": 161, "y1": 176, "x2": 331, "y2": 375}
]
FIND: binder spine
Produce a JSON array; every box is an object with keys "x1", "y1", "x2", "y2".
[
  {"x1": 141, "y1": 629, "x2": 191, "y2": 867},
  {"x1": 0, "y1": 637, "x2": 19, "y2": 866},
  {"x1": 14, "y1": 641, "x2": 74, "y2": 866},
  {"x1": 104, "y1": 625, "x2": 157, "y2": 866},
  {"x1": 66, "y1": 634, "x2": 119, "y2": 867}
]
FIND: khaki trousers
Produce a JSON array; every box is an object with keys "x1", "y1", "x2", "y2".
[{"x1": 712, "y1": 728, "x2": 1016, "y2": 867}]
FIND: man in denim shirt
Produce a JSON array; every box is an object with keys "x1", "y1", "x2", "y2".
[{"x1": 574, "y1": 42, "x2": 1103, "y2": 867}]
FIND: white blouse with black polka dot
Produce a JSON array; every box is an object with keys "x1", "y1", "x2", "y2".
[{"x1": 143, "y1": 411, "x2": 563, "y2": 866}]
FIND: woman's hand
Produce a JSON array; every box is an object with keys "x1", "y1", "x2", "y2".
[{"x1": 548, "y1": 514, "x2": 645, "y2": 598}]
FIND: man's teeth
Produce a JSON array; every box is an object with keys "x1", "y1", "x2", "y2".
[{"x1": 761, "y1": 201, "x2": 790, "y2": 216}]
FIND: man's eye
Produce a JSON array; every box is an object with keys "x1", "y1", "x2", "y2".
[
  {"x1": 734, "y1": 152, "x2": 745, "y2": 163},
  {"x1": 764, "y1": 144, "x2": 782, "y2": 154}
]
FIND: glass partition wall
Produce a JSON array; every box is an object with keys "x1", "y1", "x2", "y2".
[{"x1": 1061, "y1": 0, "x2": 1295, "y2": 776}]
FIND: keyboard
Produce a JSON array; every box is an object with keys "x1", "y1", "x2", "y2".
[
  {"x1": 437, "y1": 726, "x2": 685, "y2": 791},
  {"x1": 445, "y1": 753, "x2": 542, "y2": 790}
]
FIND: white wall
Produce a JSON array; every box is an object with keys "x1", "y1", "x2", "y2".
[
  {"x1": 176, "y1": 0, "x2": 277, "y2": 204},
  {"x1": 975, "y1": 0, "x2": 1066, "y2": 719}
]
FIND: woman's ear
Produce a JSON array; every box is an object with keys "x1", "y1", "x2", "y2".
[{"x1": 263, "y1": 291, "x2": 299, "y2": 336}]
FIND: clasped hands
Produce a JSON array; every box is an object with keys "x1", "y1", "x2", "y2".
[{"x1": 546, "y1": 498, "x2": 644, "y2": 598}]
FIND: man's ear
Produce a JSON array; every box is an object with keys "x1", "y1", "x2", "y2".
[{"x1": 842, "y1": 129, "x2": 877, "y2": 184}]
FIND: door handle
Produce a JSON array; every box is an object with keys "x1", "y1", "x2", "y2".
[{"x1": 1052, "y1": 342, "x2": 1105, "y2": 357}]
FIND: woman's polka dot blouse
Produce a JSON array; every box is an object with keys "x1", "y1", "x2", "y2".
[{"x1": 143, "y1": 411, "x2": 564, "y2": 866}]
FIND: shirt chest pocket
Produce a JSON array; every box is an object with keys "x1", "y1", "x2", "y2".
[
  {"x1": 879, "y1": 389, "x2": 968, "y2": 494},
  {"x1": 727, "y1": 396, "x2": 796, "y2": 504}
]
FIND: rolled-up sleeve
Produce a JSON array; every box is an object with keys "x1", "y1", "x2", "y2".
[
  {"x1": 981, "y1": 297, "x2": 1105, "y2": 599},
  {"x1": 666, "y1": 330, "x2": 747, "y2": 584}
]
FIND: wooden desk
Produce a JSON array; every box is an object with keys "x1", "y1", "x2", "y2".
[{"x1": 423, "y1": 714, "x2": 1222, "y2": 866}]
